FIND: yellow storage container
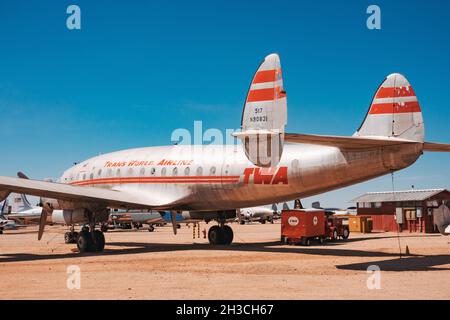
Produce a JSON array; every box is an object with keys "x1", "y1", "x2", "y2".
[{"x1": 349, "y1": 216, "x2": 372, "y2": 233}]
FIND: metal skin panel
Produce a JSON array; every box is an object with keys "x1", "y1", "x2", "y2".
[{"x1": 52, "y1": 141, "x2": 422, "y2": 212}]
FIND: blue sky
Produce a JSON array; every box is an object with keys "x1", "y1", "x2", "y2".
[{"x1": 0, "y1": 0, "x2": 449, "y2": 208}]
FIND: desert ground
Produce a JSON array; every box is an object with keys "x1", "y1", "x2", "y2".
[{"x1": 1, "y1": 222, "x2": 450, "y2": 300}]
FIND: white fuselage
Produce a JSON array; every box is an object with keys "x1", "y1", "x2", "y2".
[
  {"x1": 58, "y1": 142, "x2": 422, "y2": 211},
  {"x1": 239, "y1": 206, "x2": 274, "y2": 221}
]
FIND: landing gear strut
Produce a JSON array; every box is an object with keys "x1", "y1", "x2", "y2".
[{"x1": 208, "y1": 225, "x2": 234, "y2": 245}]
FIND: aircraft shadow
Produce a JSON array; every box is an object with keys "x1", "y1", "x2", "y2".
[
  {"x1": 336, "y1": 255, "x2": 450, "y2": 272},
  {"x1": 0, "y1": 243, "x2": 397, "y2": 264}
]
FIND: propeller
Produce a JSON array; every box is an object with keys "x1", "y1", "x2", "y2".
[
  {"x1": 17, "y1": 172, "x2": 29, "y2": 179},
  {"x1": 38, "y1": 207, "x2": 50, "y2": 240},
  {"x1": 170, "y1": 211, "x2": 178, "y2": 235},
  {"x1": 17, "y1": 171, "x2": 50, "y2": 240}
]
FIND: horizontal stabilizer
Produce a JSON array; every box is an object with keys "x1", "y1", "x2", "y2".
[
  {"x1": 285, "y1": 133, "x2": 418, "y2": 149},
  {"x1": 423, "y1": 142, "x2": 450, "y2": 152}
]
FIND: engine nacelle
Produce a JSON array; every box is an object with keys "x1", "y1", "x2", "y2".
[
  {"x1": 181, "y1": 210, "x2": 236, "y2": 223},
  {"x1": 41, "y1": 197, "x2": 62, "y2": 211},
  {"x1": 51, "y1": 209, "x2": 87, "y2": 225}
]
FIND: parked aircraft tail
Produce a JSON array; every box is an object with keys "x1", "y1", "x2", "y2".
[
  {"x1": 1, "y1": 198, "x2": 9, "y2": 214},
  {"x1": 9, "y1": 193, "x2": 33, "y2": 213}
]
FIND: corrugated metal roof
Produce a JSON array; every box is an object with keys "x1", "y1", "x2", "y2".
[{"x1": 351, "y1": 189, "x2": 448, "y2": 203}]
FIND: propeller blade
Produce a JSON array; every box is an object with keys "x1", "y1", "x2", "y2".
[
  {"x1": 170, "y1": 211, "x2": 177, "y2": 235},
  {"x1": 17, "y1": 172, "x2": 30, "y2": 179},
  {"x1": 38, "y1": 208, "x2": 48, "y2": 240}
]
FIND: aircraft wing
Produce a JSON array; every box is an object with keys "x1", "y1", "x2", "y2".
[
  {"x1": 0, "y1": 176, "x2": 183, "y2": 210},
  {"x1": 285, "y1": 133, "x2": 418, "y2": 149},
  {"x1": 423, "y1": 142, "x2": 450, "y2": 152}
]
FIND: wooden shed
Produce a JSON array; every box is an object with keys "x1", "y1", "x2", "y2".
[{"x1": 351, "y1": 189, "x2": 450, "y2": 233}]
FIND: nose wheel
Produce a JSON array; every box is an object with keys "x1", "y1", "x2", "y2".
[{"x1": 208, "y1": 225, "x2": 234, "y2": 245}]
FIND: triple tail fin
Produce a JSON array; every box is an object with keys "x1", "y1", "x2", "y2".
[
  {"x1": 233, "y1": 53, "x2": 287, "y2": 167},
  {"x1": 355, "y1": 73, "x2": 424, "y2": 142}
]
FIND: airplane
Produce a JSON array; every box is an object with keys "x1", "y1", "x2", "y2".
[
  {"x1": 1, "y1": 53, "x2": 450, "y2": 253},
  {"x1": 106, "y1": 209, "x2": 165, "y2": 232},
  {"x1": 0, "y1": 198, "x2": 27, "y2": 232},
  {"x1": 237, "y1": 204, "x2": 278, "y2": 224},
  {"x1": 3, "y1": 192, "x2": 44, "y2": 224}
]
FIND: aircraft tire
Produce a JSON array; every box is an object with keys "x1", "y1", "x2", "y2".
[
  {"x1": 222, "y1": 225, "x2": 234, "y2": 245},
  {"x1": 342, "y1": 228, "x2": 350, "y2": 240},
  {"x1": 208, "y1": 226, "x2": 223, "y2": 245},
  {"x1": 93, "y1": 230, "x2": 105, "y2": 252},
  {"x1": 64, "y1": 232, "x2": 72, "y2": 244},
  {"x1": 333, "y1": 230, "x2": 339, "y2": 241},
  {"x1": 148, "y1": 225, "x2": 155, "y2": 232},
  {"x1": 77, "y1": 230, "x2": 94, "y2": 253}
]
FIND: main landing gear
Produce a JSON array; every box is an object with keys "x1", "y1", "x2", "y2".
[
  {"x1": 208, "y1": 225, "x2": 234, "y2": 245},
  {"x1": 65, "y1": 223, "x2": 106, "y2": 253},
  {"x1": 77, "y1": 229, "x2": 105, "y2": 253}
]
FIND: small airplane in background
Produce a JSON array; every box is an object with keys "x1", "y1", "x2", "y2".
[
  {"x1": 106, "y1": 209, "x2": 166, "y2": 232},
  {"x1": 2, "y1": 192, "x2": 44, "y2": 224},
  {"x1": 0, "y1": 198, "x2": 27, "y2": 232},
  {"x1": 237, "y1": 204, "x2": 280, "y2": 224}
]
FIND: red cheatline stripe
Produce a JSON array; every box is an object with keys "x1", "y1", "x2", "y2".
[
  {"x1": 72, "y1": 180, "x2": 239, "y2": 186},
  {"x1": 252, "y1": 70, "x2": 276, "y2": 84},
  {"x1": 369, "y1": 101, "x2": 421, "y2": 114},
  {"x1": 69, "y1": 176, "x2": 240, "y2": 186},
  {"x1": 375, "y1": 86, "x2": 416, "y2": 99}
]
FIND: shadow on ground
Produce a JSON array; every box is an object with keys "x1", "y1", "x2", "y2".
[{"x1": 1, "y1": 238, "x2": 449, "y2": 272}]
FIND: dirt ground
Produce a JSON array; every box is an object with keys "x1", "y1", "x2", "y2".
[{"x1": 1, "y1": 222, "x2": 450, "y2": 300}]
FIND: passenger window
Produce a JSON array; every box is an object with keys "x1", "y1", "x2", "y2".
[
  {"x1": 140, "y1": 167, "x2": 145, "y2": 176},
  {"x1": 82, "y1": 173, "x2": 86, "y2": 180},
  {"x1": 184, "y1": 167, "x2": 190, "y2": 176},
  {"x1": 210, "y1": 166, "x2": 216, "y2": 175},
  {"x1": 161, "y1": 168, "x2": 166, "y2": 176},
  {"x1": 98, "y1": 169, "x2": 102, "y2": 176},
  {"x1": 196, "y1": 167, "x2": 203, "y2": 176},
  {"x1": 173, "y1": 167, "x2": 178, "y2": 176},
  {"x1": 150, "y1": 167, "x2": 156, "y2": 175},
  {"x1": 89, "y1": 173, "x2": 94, "y2": 180},
  {"x1": 116, "y1": 169, "x2": 121, "y2": 177}
]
